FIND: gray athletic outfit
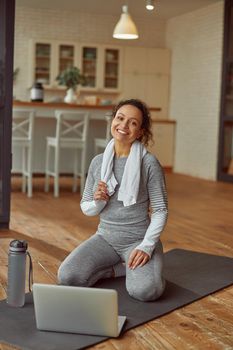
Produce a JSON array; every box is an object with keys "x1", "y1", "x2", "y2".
[{"x1": 58, "y1": 152, "x2": 168, "y2": 301}]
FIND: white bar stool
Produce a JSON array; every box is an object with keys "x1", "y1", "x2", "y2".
[
  {"x1": 94, "y1": 113, "x2": 112, "y2": 154},
  {"x1": 45, "y1": 110, "x2": 89, "y2": 197},
  {"x1": 12, "y1": 108, "x2": 35, "y2": 198}
]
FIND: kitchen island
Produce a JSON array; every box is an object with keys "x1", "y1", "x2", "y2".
[{"x1": 12, "y1": 101, "x2": 164, "y2": 175}]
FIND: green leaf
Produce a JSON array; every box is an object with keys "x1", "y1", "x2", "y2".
[{"x1": 56, "y1": 66, "x2": 85, "y2": 89}]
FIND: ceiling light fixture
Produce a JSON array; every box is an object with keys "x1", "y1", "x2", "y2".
[
  {"x1": 113, "y1": 5, "x2": 139, "y2": 40},
  {"x1": 146, "y1": 0, "x2": 155, "y2": 11}
]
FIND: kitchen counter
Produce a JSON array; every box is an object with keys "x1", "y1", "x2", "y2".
[
  {"x1": 12, "y1": 101, "x2": 175, "y2": 174},
  {"x1": 13, "y1": 100, "x2": 162, "y2": 115},
  {"x1": 13, "y1": 101, "x2": 176, "y2": 123}
]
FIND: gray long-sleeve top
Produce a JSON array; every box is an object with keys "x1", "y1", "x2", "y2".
[{"x1": 80, "y1": 152, "x2": 168, "y2": 257}]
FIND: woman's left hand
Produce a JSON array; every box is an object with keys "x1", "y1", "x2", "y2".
[{"x1": 128, "y1": 249, "x2": 150, "y2": 270}]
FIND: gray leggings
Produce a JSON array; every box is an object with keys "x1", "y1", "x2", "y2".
[{"x1": 57, "y1": 234, "x2": 165, "y2": 302}]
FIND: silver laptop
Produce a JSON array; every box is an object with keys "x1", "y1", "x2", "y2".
[{"x1": 33, "y1": 283, "x2": 126, "y2": 337}]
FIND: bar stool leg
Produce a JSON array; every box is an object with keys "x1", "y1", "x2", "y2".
[
  {"x1": 73, "y1": 150, "x2": 78, "y2": 193},
  {"x1": 22, "y1": 146, "x2": 27, "y2": 193},
  {"x1": 27, "y1": 145, "x2": 33, "y2": 198},
  {"x1": 45, "y1": 143, "x2": 50, "y2": 192},
  {"x1": 28, "y1": 174, "x2": 32, "y2": 198},
  {"x1": 80, "y1": 148, "x2": 86, "y2": 194},
  {"x1": 54, "y1": 146, "x2": 60, "y2": 198}
]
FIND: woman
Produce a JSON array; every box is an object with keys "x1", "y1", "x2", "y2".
[{"x1": 58, "y1": 99, "x2": 168, "y2": 302}]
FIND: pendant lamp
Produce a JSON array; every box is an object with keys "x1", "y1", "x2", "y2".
[
  {"x1": 113, "y1": 5, "x2": 139, "y2": 40},
  {"x1": 146, "y1": 0, "x2": 155, "y2": 10}
]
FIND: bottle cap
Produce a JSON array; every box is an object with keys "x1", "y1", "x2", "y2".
[
  {"x1": 33, "y1": 82, "x2": 44, "y2": 89},
  {"x1": 9, "y1": 240, "x2": 28, "y2": 252}
]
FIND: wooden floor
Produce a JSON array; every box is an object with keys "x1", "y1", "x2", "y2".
[{"x1": 0, "y1": 173, "x2": 233, "y2": 350}]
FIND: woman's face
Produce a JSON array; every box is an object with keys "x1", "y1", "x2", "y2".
[{"x1": 111, "y1": 104, "x2": 143, "y2": 145}]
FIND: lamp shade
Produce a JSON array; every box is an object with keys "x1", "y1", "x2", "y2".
[
  {"x1": 113, "y1": 5, "x2": 139, "y2": 40},
  {"x1": 146, "y1": 0, "x2": 155, "y2": 10}
]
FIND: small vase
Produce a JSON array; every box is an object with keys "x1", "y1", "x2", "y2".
[{"x1": 64, "y1": 88, "x2": 77, "y2": 104}]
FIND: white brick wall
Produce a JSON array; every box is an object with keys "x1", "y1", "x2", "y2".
[
  {"x1": 166, "y1": 2, "x2": 224, "y2": 180},
  {"x1": 13, "y1": 6, "x2": 166, "y2": 101}
]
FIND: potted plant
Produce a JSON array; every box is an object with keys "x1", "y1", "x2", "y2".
[{"x1": 56, "y1": 66, "x2": 85, "y2": 104}]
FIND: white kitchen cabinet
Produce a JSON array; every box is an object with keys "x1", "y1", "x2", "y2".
[
  {"x1": 120, "y1": 72, "x2": 147, "y2": 101},
  {"x1": 80, "y1": 44, "x2": 122, "y2": 92},
  {"x1": 120, "y1": 47, "x2": 170, "y2": 118},
  {"x1": 80, "y1": 46, "x2": 99, "y2": 89},
  {"x1": 103, "y1": 47, "x2": 122, "y2": 91},
  {"x1": 123, "y1": 47, "x2": 147, "y2": 74},
  {"x1": 147, "y1": 48, "x2": 170, "y2": 75},
  {"x1": 29, "y1": 40, "x2": 122, "y2": 93},
  {"x1": 29, "y1": 40, "x2": 79, "y2": 88},
  {"x1": 28, "y1": 40, "x2": 56, "y2": 87},
  {"x1": 57, "y1": 43, "x2": 79, "y2": 76},
  {"x1": 145, "y1": 74, "x2": 170, "y2": 118},
  {"x1": 148, "y1": 121, "x2": 176, "y2": 169}
]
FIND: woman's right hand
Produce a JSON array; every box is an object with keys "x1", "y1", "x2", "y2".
[{"x1": 94, "y1": 181, "x2": 109, "y2": 201}]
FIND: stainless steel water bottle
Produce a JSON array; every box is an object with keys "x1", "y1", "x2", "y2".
[{"x1": 7, "y1": 240, "x2": 28, "y2": 307}]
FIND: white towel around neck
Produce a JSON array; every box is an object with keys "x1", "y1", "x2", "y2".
[{"x1": 101, "y1": 138, "x2": 147, "y2": 207}]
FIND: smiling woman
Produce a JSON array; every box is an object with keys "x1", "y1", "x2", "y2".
[
  {"x1": 111, "y1": 105, "x2": 144, "y2": 156},
  {"x1": 111, "y1": 99, "x2": 153, "y2": 148},
  {"x1": 58, "y1": 98, "x2": 168, "y2": 302}
]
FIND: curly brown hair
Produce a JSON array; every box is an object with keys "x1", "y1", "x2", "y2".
[{"x1": 111, "y1": 99, "x2": 153, "y2": 147}]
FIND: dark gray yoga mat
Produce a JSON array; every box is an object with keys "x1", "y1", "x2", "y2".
[{"x1": 0, "y1": 249, "x2": 233, "y2": 350}]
